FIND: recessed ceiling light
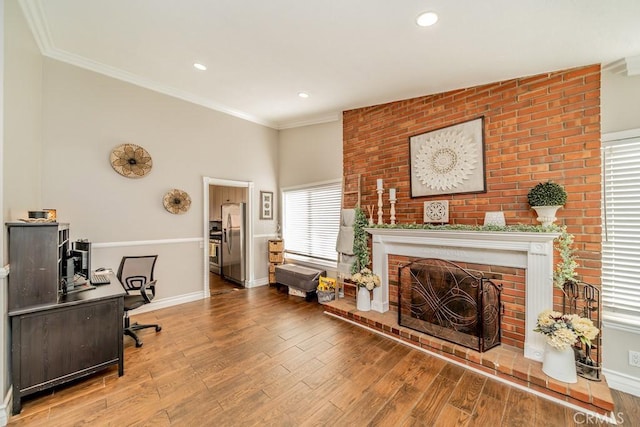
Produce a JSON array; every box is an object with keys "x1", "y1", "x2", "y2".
[
  {"x1": 416, "y1": 11, "x2": 438, "y2": 27},
  {"x1": 298, "y1": 92, "x2": 310, "y2": 99},
  {"x1": 193, "y1": 63, "x2": 207, "y2": 71}
]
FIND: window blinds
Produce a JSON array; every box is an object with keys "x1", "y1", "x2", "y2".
[
  {"x1": 602, "y1": 136, "x2": 640, "y2": 318},
  {"x1": 282, "y1": 181, "x2": 341, "y2": 262}
]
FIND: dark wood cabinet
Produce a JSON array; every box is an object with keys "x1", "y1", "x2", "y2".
[
  {"x1": 6, "y1": 222, "x2": 125, "y2": 415},
  {"x1": 9, "y1": 279, "x2": 125, "y2": 415},
  {"x1": 7, "y1": 222, "x2": 69, "y2": 311}
]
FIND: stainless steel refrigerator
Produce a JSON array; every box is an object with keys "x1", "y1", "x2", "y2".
[{"x1": 222, "y1": 202, "x2": 246, "y2": 285}]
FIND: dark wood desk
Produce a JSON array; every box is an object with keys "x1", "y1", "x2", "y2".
[{"x1": 9, "y1": 273, "x2": 125, "y2": 415}]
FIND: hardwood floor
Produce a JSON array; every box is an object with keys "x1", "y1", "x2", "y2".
[{"x1": 9, "y1": 285, "x2": 640, "y2": 426}]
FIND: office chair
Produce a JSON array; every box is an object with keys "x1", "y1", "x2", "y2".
[{"x1": 117, "y1": 255, "x2": 162, "y2": 347}]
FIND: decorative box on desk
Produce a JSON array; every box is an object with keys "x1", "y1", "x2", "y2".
[{"x1": 268, "y1": 239, "x2": 284, "y2": 284}]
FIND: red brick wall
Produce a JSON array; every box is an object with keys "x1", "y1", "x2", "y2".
[{"x1": 343, "y1": 65, "x2": 602, "y2": 286}]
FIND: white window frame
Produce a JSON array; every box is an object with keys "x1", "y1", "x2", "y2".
[
  {"x1": 602, "y1": 128, "x2": 640, "y2": 328},
  {"x1": 281, "y1": 179, "x2": 342, "y2": 269}
]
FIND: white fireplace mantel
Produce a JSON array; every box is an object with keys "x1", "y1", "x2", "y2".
[{"x1": 365, "y1": 227, "x2": 560, "y2": 361}]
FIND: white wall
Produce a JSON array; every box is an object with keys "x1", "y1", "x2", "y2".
[
  {"x1": 278, "y1": 120, "x2": 343, "y2": 276},
  {"x1": 2, "y1": 1, "x2": 43, "y2": 422},
  {"x1": 0, "y1": 2, "x2": 6, "y2": 424},
  {"x1": 601, "y1": 70, "x2": 640, "y2": 134},
  {"x1": 278, "y1": 120, "x2": 343, "y2": 188},
  {"x1": 600, "y1": 69, "x2": 640, "y2": 396},
  {"x1": 38, "y1": 59, "x2": 279, "y2": 298},
  {"x1": 3, "y1": 0, "x2": 42, "y2": 220}
]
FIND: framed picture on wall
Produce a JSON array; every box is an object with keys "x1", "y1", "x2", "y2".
[
  {"x1": 409, "y1": 117, "x2": 486, "y2": 198},
  {"x1": 260, "y1": 191, "x2": 274, "y2": 220}
]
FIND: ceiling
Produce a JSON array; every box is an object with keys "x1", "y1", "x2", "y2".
[{"x1": 19, "y1": 0, "x2": 640, "y2": 129}]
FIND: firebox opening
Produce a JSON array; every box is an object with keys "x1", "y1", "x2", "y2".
[{"x1": 398, "y1": 258, "x2": 502, "y2": 352}]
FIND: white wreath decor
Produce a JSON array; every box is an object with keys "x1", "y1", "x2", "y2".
[{"x1": 414, "y1": 130, "x2": 477, "y2": 191}]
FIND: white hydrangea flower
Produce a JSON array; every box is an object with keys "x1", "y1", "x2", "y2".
[
  {"x1": 572, "y1": 317, "x2": 600, "y2": 342},
  {"x1": 547, "y1": 328, "x2": 578, "y2": 350},
  {"x1": 352, "y1": 268, "x2": 381, "y2": 290},
  {"x1": 535, "y1": 308, "x2": 600, "y2": 350}
]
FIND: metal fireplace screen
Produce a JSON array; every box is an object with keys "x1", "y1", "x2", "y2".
[{"x1": 398, "y1": 258, "x2": 502, "y2": 352}]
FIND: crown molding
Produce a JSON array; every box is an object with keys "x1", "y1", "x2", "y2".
[
  {"x1": 49, "y1": 48, "x2": 276, "y2": 127},
  {"x1": 18, "y1": 0, "x2": 278, "y2": 129},
  {"x1": 276, "y1": 113, "x2": 341, "y2": 130},
  {"x1": 603, "y1": 55, "x2": 640, "y2": 77},
  {"x1": 18, "y1": 0, "x2": 53, "y2": 53},
  {"x1": 18, "y1": 0, "x2": 341, "y2": 130}
]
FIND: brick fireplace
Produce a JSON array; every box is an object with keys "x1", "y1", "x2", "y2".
[
  {"x1": 336, "y1": 63, "x2": 609, "y2": 415},
  {"x1": 366, "y1": 227, "x2": 558, "y2": 362},
  {"x1": 324, "y1": 227, "x2": 613, "y2": 414}
]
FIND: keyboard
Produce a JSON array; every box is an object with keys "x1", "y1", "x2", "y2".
[{"x1": 90, "y1": 274, "x2": 111, "y2": 285}]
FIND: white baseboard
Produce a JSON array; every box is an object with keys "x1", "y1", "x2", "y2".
[
  {"x1": 603, "y1": 368, "x2": 640, "y2": 397},
  {"x1": 132, "y1": 291, "x2": 205, "y2": 315},
  {"x1": 1, "y1": 387, "x2": 12, "y2": 426},
  {"x1": 246, "y1": 277, "x2": 269, "y2": 288},
  {"x1": 0, "y1": 264, "x2": 9, "y2": 279}
]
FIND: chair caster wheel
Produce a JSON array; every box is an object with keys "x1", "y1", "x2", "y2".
[
  {"x1": 155, "y1": 326, "x2": 162, "y2": 332},
  {"x1": 135, "y1": 341, "x2": 143, "y2": 348}
]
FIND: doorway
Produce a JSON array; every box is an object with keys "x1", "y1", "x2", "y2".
[{"x1": 202, "y1": 177, "x2": 254, "y2": 298}]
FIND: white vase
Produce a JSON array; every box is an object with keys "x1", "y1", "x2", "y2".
[
  {"x1": 357, "y1": 287, "x2": 371, "y2": 311},
  {"x1": 542, "y1": 343, "x2": 577, "y2": 383},
  {"x1": 372, "y1": 286, "x2": 382, "y2": 312},
  {"x1": 532, "y1": 205, "x2": 562, "y2": 227}
]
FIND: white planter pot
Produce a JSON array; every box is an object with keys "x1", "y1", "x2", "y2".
[
  {"x1": 542, "y1": 343, "x2": 577, "y2": 383},
  {"x1": 532, "y1": 205, "x2": 562, "y2": 226},
  {"x1": 357, "y1": 287, "x2": 371, "y2": 311}
]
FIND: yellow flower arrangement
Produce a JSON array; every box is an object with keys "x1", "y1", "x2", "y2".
[{"x1": 317, "y1": 276, "x2": 336, "y2": 292}]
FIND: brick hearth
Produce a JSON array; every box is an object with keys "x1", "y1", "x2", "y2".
[{"x1": 323, "y1": 297, "x2": 614, "y2": 416}]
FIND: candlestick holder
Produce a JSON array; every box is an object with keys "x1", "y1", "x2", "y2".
[
  {"x1": 366, "y1": 205, "x2": 375, "y2": 225},
  {"x1": 377, "y1": 189, "x2": 384, "y2": 225},
  {"x1": 390, "y1": 197, "x2": 397, "y2": 224}
]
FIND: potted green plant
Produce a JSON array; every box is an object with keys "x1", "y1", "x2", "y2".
[{"x1": 527, "y1": 180, "x2": 567, "y2": 226}]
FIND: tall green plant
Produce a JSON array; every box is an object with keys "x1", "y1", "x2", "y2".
[
  {"x1": 554, "y1": 225, "x2": 578, "y2": 287},
  {"x1": 351, "y1": 207, "x2": 370, "y2": 274}
]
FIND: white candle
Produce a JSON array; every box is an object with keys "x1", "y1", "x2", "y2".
[
  {"x1": 389, "y1": 188, "x2": 396, "y2": 199},
  {"x1": 377, "y1": 178, "x2": 383, "y2": 190}
]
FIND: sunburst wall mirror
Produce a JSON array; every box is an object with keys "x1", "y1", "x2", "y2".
[{"x1": 110, "y1": 143, "x2": 153, "y2": 178}]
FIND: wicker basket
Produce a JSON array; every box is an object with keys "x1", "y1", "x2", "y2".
[{"x1": 317, "y1": 290, "x2": 335, "y2": 304}]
